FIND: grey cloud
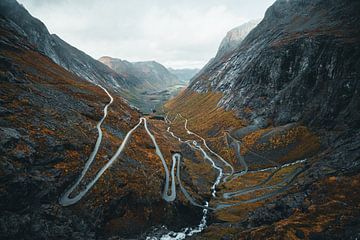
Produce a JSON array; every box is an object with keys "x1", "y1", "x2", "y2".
[{"x1": 18, "y1": 0, "x2": 275, "y2": 68}]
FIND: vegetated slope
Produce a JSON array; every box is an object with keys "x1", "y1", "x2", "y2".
[
  {"x1": 0, "y1": 0, "x2": 129, "y2": 94},
  {"x1": 0, "y1": 15, "x2": 203, "y2": 240},
  {"x1": 99, "y1": 56, "x2": 181, "y2": 90},
  {"x1": 168, "y1": 68, "x2": 200, "y2": 84},
  {"x1": 166, "y1": 0, "x2": 360, "y2": 238}
]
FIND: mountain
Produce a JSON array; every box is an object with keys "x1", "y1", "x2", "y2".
[
  {"x1": 190, "y1": 0, "x2": 360, "y2": 129},
  {"x1": 0, "y1": 0, "x2": 184, "y2": 112},
  {"x1": 2, "y1": 0, "x2": 360, "y2": 239},
  {"x1": 189, "y1": 19, "x2": 259, "y2": 88},
  {"x1": 165, "y1": 0, "x2": 360, "y2": 238},
  {"x1": 215, "y1": 19, "x2": 260, "y2": 60},
  {"x1": 0, "y1": 9, "x2": 202, "y2": 239},
  {"x1": 99, "y1": 56, "x2": 185, "y2": 112},
  {"x1": 168, "y1": 68, "x2": 200, "y2": 84},
  {"x1": 0, "y1": 0, "x2": 129, "y2": 93},
  {"x1": 99, "y1": 56, "x2": 180, "y2": 90}
]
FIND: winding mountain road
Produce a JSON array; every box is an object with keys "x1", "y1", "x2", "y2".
[
  {"x1": 60, "y1": 88, "x2": 307, "y2": 239},
  {"x1": 59, "y1": 84, "x2": 114, "y2": 206},
  {"x1": 225, "y1": 132, "x2": 248, "y2": 178},
  {"x1": 179, "y1": 114, "x2": 235, "y2": 180},
  {"x1": 164, "y1": 113, "x2": 307, "y2": 212},
  {"x1": 60, "y1": 88, "x2": 182, "y2": 206},
  {"x1": 215, "y1": 166, "x2": 306, "y2": 210}
]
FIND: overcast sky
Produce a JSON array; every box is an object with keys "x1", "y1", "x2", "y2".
[{"x1": 18, "y1": 0, "x2": 275, "y2": 69}]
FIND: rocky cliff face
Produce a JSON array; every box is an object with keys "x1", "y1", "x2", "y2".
[
  {"x1": 215, "y1": 19, "x2": 260, "y2": 60},
  {"x1": 99, "y1": 56, "x2": 181, "y2": 91},
  {"x1": 0, "y1": 0, "x2": 129, "y2": 93},
  {"x1": 190, "y1": 0, "x2": 360, "y2": 130}
]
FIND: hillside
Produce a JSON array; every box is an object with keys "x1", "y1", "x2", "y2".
[
  {"x1": 0, "y1": 0, "x2": 129, "y2": 93},
  {"x1": 1, "y1": 0, "x2": 360, "y2": 239},
  {"x1": 0, "y1": 13, "x2": 205, "y2": 240},
  {"x1": 165, "y1": 0, "x2": 360, "y2": 238},
  {"x1": 99, "y1": 56, "x2": 186, "y2": 113}
]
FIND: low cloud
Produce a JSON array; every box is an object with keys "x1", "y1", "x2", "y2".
[{"x1": 18, "y1": 0, "x2": 275, "y2": 68}]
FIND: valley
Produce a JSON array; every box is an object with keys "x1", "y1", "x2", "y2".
[
  {"x1": 1, "y1": 0, "x2": 360, "y2": 239},
  {"x1": 138, "y1": 84, "x2": 187, "y2": 114}
]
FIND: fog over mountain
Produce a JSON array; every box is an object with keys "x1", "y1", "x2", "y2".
[{"x1": 17, "y1": 0, "x2": 275, "y2": 69}]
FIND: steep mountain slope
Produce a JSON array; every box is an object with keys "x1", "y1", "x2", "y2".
[
  {"x1": 0, "y1": 14, "x2": 205, "y2": 240},
  {"x1": 99, "y1": 56, "x2": 180, "y2": 90},
  {"x1": 190, "y1": 0, "x2": 360, "y2": 129},
  {"x1": 190, "y1": 19, "x2": 259, "y2": 87},
  {"x1": 215, "y1": 19, "x2": 260, "y2": 60},
  {"x1": 0, "y1": 0, "x2": 129, "y2": 93},
  {"x1": 165, "y1": 0, "x2": 360, "y2": 238},
  {"x1": 168, "y1": 68, "x2": 200, "y2": 84}
]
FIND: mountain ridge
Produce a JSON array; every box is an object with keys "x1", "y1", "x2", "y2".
[
  {"x1": 168, "y1": 68, "x2": 200, "y2": 84},
  {"x1": 189, "y1": 0, "x2": 360, "y2": 128},
  {"x1": 0, "y1": 0, "x2": 130, "y2": 93},
  {"x1": 99, "y1": 56, "x2": 181, "y2": 91}
]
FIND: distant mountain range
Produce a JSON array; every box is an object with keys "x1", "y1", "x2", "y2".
[
  {"x1": 168, "y1": 68, "x2": 200, "y2": 84},
  {"x1": 99, "y1": 57, "x2": 182, "y2": 91},
  {"x1": 0, "y1": 0, "x2": 197, "y2": 112}
]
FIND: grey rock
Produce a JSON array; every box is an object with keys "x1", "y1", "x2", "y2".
[
  {"x1": 0, "y1": 127, "x2": 21, "y2": 146},
  {"x1": 189, "y1": 0, "x2": 360, "y2": 130}
]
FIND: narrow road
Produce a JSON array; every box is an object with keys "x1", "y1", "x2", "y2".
[
  {"x1": 60, "y1": 88, "x2": 181, "y2": 206},
  {"x1": 179, "y1": 114, "x2": 235, "y2": 180},
  {"x1": 164, "y1": 112, "x2": 307, "y2": 212},
  {"x1": 59, "y1": 84, "x2": 113, "y2": 206},
  {"x1": 61, "y1": 93, "x2": 307, "y2": 239},
  {"x1": 225, "y1": 132, "x2": 248, "y2": 178},
  {"x1": 215, "y1": 166, "x2": 306, "y2": 210}
]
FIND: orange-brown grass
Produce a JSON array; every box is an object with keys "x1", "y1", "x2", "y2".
[
  {"x1": 235, "y1": 173, "x2": 360, "y2": 240},
  {"x1": 250, "y1": 126, "x2": 320, "y2": 164},
  {"x1": 211, "y1": 163, "x2": 305, "y2": 225},
  {"x1": 276, "y1": 127, "x2": 320, "y2": 163},
  {"x1": 164, "y1": 90, "x2": 245, "y2": 169},
  {"x1": 165, "y1": 90, "x2": 245, "y2": 138},
  {"x1": 241, "y1": 128, "x2": 273, "y2": 154}
]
